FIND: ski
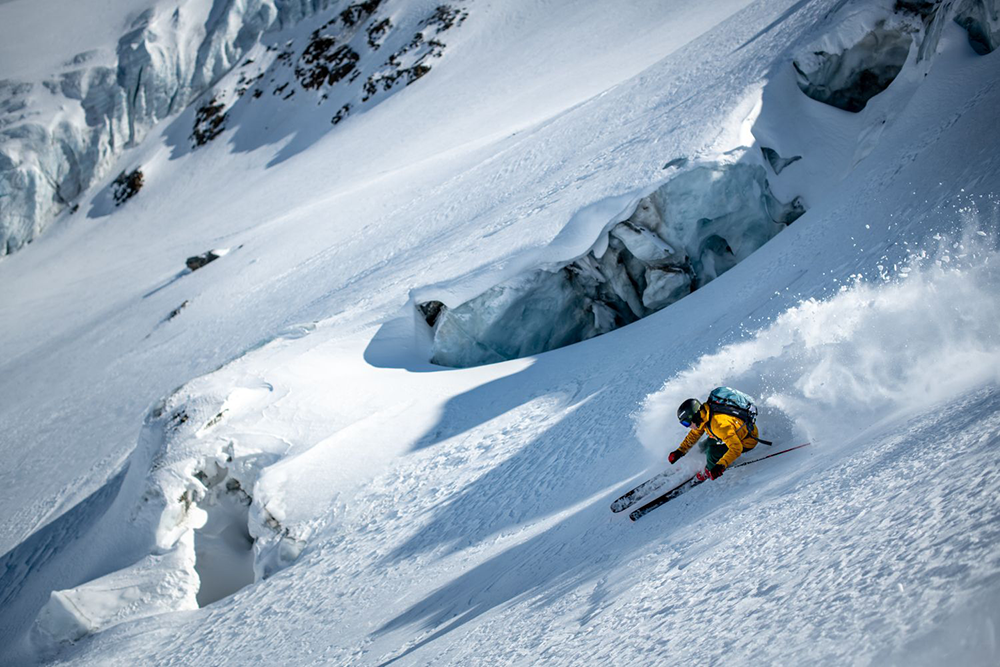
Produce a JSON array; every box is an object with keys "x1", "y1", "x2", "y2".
[
  {"x1": 627, "y1": 474, "x2": 705, "y2": 520},
  {"x1": 628, "y1": 442, "x2": 811, "y2": 521},
  {"x1": 610, "y1": 469, "x2": 673, "y2": 513}
]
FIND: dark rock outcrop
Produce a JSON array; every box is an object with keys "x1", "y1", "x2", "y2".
[
  {"x1": 112, "y1": 169, "x2": 144, "y2": 206},
  {"x1": 191, "y1": 98, "x2": 228, "y2": 147},
  {"x1": 186, "y1": 251, "x2": 221, "y2": 271}
]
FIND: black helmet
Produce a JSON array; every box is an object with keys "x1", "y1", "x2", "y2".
[{"x1": 677, "y1": 398, "x2": 702, "y2": 426}]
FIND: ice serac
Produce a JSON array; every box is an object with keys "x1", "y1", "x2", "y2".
[
  {"x1": 789, "y1": 1, "x2": 975, "y2": 113},
  {"x1": 954, "y1": 0, "x2": 1000, "y2": 54},
  {"x1": 192, "y1": 0, "x2": 279, "y2": 91},
  {"x1": 426, "y1": 160, "x2": 804, "y2": 369},
  {"x1": 275, "y1": 0, "x2": 338, "y2": 28},
  {"x1": 0, "y1": 70, "x2": 124, "y2": 256},
  {"x1": 792, "y1": 27, "x2": 913, "y2": 113}
]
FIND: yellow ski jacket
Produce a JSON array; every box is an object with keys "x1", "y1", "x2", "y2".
[{"x1": 677, "y1": 403, "x2": 760, "y2": 469}]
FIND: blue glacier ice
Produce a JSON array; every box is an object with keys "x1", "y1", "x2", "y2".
[{"x1": 426, "y1": 161, "x2": 804, "y2": 368}]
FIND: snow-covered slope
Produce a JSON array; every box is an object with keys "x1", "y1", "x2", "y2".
[
  {"x1": 0, "y1": 0, "x2": 754, "y2": 256},
  {"x1": 2, "y1": 0, "x2": 999, "y2": 664}
]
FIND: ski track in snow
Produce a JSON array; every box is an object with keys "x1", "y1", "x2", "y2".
[{"x1": 1, "y1": 0, "x2": 1000, "y2": 664}]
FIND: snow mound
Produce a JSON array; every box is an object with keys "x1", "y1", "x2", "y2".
[
  {"x1": 28, "y1": 372, "x2": 308, "y2": 647},
  {"x1": 34, "y1": 533, "x2": 199, "y2": 645},
  {"x1": 636, "y1": 222, "x2": 1000, "y2": 459}
]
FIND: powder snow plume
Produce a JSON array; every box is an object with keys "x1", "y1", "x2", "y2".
[{"x1": 635, "y1": 223, "x2": 1000, "y2": 457}]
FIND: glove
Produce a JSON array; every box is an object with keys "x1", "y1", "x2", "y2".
[
  {"x1": 707, "y1": 464, "x2": 725, "y2": 480},
  {"x1": 668, "y1": 449, "x2": 685, "y2": 464}
]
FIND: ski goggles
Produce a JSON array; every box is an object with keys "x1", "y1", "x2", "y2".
[{"x1": 680, "y1": 419, "x2": 692, "y2": 428}]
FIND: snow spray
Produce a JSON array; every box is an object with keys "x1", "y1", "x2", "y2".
[{"x1": 635, "y1": 224, "x2": 1000, "y2": 457}]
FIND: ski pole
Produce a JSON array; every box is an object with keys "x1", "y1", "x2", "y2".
[{"x1": 733, "y1": 442, "x2": 811, "y2": 468}]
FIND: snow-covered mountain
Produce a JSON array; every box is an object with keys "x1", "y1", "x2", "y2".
[{"x1": 1, "y1": 0, "x2": 999, "y2": 664}]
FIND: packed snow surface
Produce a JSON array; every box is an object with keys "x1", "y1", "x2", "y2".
[{"x1": 1, "y1": 0, "x2": 1000, "y2": 665}]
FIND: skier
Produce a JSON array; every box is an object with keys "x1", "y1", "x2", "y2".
[{"x1": 667, "y1": 388, "x2": 761, "y2": 481}]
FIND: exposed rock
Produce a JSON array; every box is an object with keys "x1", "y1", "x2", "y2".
[
  {"x1": 112, "y1": 169, "x2": 144, "y2": 206},
  {"x1": 425, "y1": 4, "x2": 469, "y2": 32},
  {"x1": 168, "y1": 301, "x2": 190, "y2": 320},
  {"x1": 367, "y1": 17, "x2": 392, "y2": 49},
  {"x1": 186, "y1": 251, "x2": 221, "y2": 271},
  {"x1": 363, "y1": 4, "x2": 467, "y2": 102},
  {"x1": 191, "y1": 98, "x2": 228, "y2": 147},
  {"x1": 339, "y1": 0, "x2": 383, "y2": 28},
  {"x1": 417, "y1": 300, "x2": 445, "y2": 327},
  {"x1": 296, "y1": 38, "x2": 361, "y2": 89},
  {"x1": 331, "y1": 103, "x2": 351, "y2": 125}
]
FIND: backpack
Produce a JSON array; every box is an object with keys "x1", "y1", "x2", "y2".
[{"x1": 706, "y1": 386, "x2": 758, "y2": 428}]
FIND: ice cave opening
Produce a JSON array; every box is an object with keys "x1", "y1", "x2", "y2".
[
  {"x1": 792, "y1": 26, "x2": 913, "y2": 113},
  {"x1": 419, "y1": 160, "x2": 804, "y2": 369},
  {"x1": 191, "y1": 461, "x2": 256, "y2": 607}
]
